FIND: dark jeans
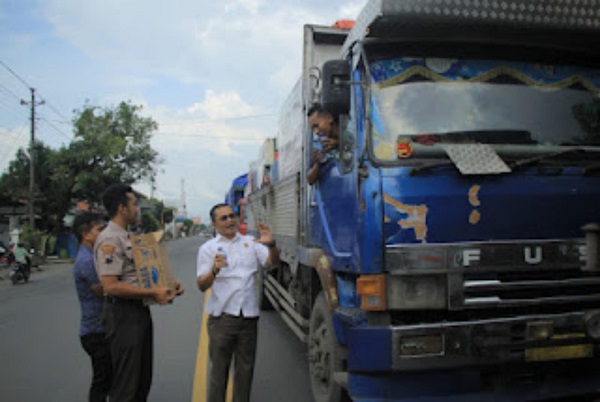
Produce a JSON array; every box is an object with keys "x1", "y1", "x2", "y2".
[
  {"x1": 80, "y1": 333, "x2": 112, "y2": 402},
  {"x1": 104, "y1": 299, "x2": 153, "y2": 402},
  {"x1": 207, "y1": 314, "x2": 258, "y2": 402}
]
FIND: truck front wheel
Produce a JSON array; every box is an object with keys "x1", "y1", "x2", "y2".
[{"x1": 308, "y1": 292, "x2": 347, "y2": 402}]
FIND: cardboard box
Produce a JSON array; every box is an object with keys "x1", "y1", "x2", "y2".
[{"x1": 131, "y1": 230, "x2": 176, "y2": 305}]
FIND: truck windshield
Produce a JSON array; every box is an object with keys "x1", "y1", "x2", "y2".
[{"x1": 368, "y1": 57, "x2": 600, "y2": 163}]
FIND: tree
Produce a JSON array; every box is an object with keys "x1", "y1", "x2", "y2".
[
  {"x1": 142, "y1": 198, "x2": 174, "y2": 229},
  {"x1": 0, "y1": 143, "x2": 60, "y2": 231},
  {"x1": 66, "y1": 101, "x2": 161, "y2": 204},
  {"x1": 0, "y1": 101, "x2": 162, "y2": 232},
  {"x1": 141, "y1": 211, "x2": 161, "y2": 232},
  {"x1": 190, "y1": 223, "x2": 203, "y2": 236}
]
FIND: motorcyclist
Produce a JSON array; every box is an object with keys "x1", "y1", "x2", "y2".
[{"x1": 13, "y1": 242, "x2": 31, "y2": 272}]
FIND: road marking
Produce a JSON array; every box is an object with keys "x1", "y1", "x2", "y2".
[{"x1": 191, "y1": 289, "x2": 233, "y2": 402}]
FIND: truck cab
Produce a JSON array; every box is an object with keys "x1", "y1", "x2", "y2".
[{"x1": 248, "y1": 1, "x2": 600, "y2": 401}]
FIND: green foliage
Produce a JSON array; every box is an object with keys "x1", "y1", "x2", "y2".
[
  {"x1": 0, "y1": 101, "x2": 162, "y2": 232},
  {"x1": 66, "y1": 101, "x2": 162, "y2": 205},
  {"x1": 143, "y1": 198, "x2": 174, "y2": 226},
  {"x1": 20, "y1": 225, "x2": 43, "y2": 249},
  {"x1": 162, "y1": 208, "x2": 174, "y2": 224},
  {"x1": 141, "y1": 211, "x2": 161, "y2": 232},
  {"x1": 0, "y1": 143, "x2": 57, "y2": 205},
  {"x1": 181, "y1": 219, "x2": 194, "y2": 236},
  {"x1": 190, "y1": 223, "x2": 203, "y2": 236}
]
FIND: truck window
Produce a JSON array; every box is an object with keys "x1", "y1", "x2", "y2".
[{"x1": 367, "y1": 57, "x2": 600, "y2": 163}]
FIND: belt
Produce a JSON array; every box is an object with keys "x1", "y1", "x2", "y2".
[
  {"x1": 105, "y1": 296, "x2": 144, "y2": 306},
  {"x1": 218, "y1": 312, "x2": 259, "y2": 320}
]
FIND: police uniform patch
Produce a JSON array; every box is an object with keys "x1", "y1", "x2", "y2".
[
  {"x1": 101, "y1": 244, "x2": 116, "y2": 264},
  {"x1": 244, "y1": 243, "x2": 249, "y2": 248}
]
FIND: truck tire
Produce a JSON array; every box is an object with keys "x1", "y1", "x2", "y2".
[
  {"x1": 256, "y1": 267, "x2": 273, "y2": 310},
  {"x1": 309, "y1": 292, "x2": 347, "y2": 402}
]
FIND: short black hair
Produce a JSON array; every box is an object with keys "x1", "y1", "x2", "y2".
[
  {"x1": 73, "y1": 212, "x2": 105, "y2": 242},
  {"x1": 210, "y1": 203, "x2": 231, "y2": 223},
  {"x1": 307, "y1": 103, "x2": 338, "y2": 125},
  {"x1": 103, "y1": 183, "x2": 134, "y2": 218},
  {"x1": 307, "y1": 103, "x2": 328, "y2": 118}
]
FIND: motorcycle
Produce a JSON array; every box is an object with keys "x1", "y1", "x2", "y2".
[
  {"x1": 9, "y1": 258, "x2": 30, "y2": 285},
  {"x1": 0, "y1": 243, "x2": 8, "y2": 266}
]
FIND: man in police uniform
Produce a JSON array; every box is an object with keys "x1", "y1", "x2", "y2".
[{"x1": 94, "y1": 183, "x2": 184, "y2": 402}]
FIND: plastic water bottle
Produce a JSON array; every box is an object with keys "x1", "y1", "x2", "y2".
[
  {"x1": 217, "y1": 247, "x2": 227, "y2": 263},
  {"x1": 313, "y1": 133, "x2": 328, "y2": 163}
]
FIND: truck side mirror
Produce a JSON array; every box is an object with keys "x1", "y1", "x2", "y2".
[{"x1": 322, "y1": 60, "x2": 350, "y2": 116}]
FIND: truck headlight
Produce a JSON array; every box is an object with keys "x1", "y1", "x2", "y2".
[{"x1": 387, "y1": 275, "x2": 447, "y2": 310}]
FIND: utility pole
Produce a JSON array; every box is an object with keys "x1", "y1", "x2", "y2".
[
  {"x1": 21, "y1": 88, "x2": 44, "y2": 229},
  {"x1": 180, "y1": 178, "x2": 187, "y2": 218}
]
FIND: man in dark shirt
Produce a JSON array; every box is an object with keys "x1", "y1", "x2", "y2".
[{"x1": 73, "y1": 212, "x2": 112, "y2": 402}]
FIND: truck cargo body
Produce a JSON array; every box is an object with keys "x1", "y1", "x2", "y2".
[{"x1": 247, "y1": 1, "x2": 600, "y2": 401}]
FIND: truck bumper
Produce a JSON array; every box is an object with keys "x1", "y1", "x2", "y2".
[
  {"x1": 347, "y1": 363, "x2": 600, "y2": 402},
  {"x1": 346, "y1": 311, "x2": 600, "y2": 401}
]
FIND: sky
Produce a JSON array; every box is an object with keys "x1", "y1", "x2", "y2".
[{"x1": 0, "y1": 0, "x2": 367, "y2": 223}]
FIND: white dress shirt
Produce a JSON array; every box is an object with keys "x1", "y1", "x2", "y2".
[{"x1": 196, "y1": 233, "x2": 268, "y2": 318}]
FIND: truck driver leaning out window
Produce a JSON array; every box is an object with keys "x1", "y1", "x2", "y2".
[{"x1": 306, "y1": 104, "x2": 340, "y2": 185}]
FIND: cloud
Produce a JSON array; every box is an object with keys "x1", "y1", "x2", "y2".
[
  {"x1": 187, "y1": 90, "x2": 253, "y2": 119},
  {"x1": 151, "y1": 89, "x2": 268, "y2": 155},
  {"x1": 134, "y1": 88, "x2": 274, "y2": 218},
  {"x1": 40, "y1": 0, "x2": 367, "y2": 103},
  {"x1": 2, "y1": 0, "x2": 369, "y2": 221},
  {"x1": 340, "y1": 2, "x2": 367, "y2": 19},
  {"x1": 0, "y1": 124, "x2": 30, "y2": 173}
]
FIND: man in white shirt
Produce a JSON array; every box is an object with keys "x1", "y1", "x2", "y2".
[{"x1": 197, "y1": 203, "x2": 280, "y2": 402}]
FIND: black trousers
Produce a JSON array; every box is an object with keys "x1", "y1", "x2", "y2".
[
  {"x1": 207, "y1": 314, "x2": 258, "y2": 402},
  {"x1": 80, "y1": 333, "x2": 112, "y2": 402},
  {"x1": 104, "y1": 299, "x2": 153, "y2": 402}
]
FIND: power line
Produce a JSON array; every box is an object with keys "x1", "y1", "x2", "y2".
[
  {"x1": 41, "y1": 99, "x2": 69, "y2": 121},
  {"x1": 0, "y1": 59, "x2": 32, "y2": 89},
  {"x1": 37, "y1": 93, "x2": 70, "y2": 122},
  {"x1": 0, "y1": 97, "x2": 29, "y2": 120},
  {"x1": 0, "y1": 83, "x2": 22, "y2": 101},
  {"x1": 40, "y1": 118, "x2": 71, "y2": 125},
  {"x1": 0, "y1": 123, "x2": 28, "y2": 166},
  {"x1": 153, "y1": 131, "x2": 266, "y2": 141},
  {"x1": 0, "y1": 60, "x2": 70, "y2": 123},
  {"x1": 38, "y1": 117, "x2": 73, "y2": 141},
  {"x1": 158, "y1": 113, "x2": 276, "y2": 126}
]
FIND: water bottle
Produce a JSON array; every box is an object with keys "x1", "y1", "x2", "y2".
[
  {"x1": 313, "y1": 133, "x2": 328, "y2": 163},
  {"x1": 217, "y1": 247, "x2": 227, "y2": 266}
]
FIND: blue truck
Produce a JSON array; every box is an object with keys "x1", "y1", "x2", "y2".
[
  {"x1": 225, "y1": 173, "x2": 248, "y2": 235},
  {"x1": 245, "y1": 1, "x2": 600, "y2": 400}
]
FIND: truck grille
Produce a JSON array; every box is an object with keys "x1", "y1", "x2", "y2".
[{"x1": 459, "y1": 267, "x2": 600, "y2": 309}]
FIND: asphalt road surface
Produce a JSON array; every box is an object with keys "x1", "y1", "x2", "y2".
[{"x1": 0, "y1": 236, "x2": 313, "y2": 402}]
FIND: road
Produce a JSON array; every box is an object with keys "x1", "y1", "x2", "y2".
[{"x1": 0, "y1": 236, "x2": 313, "y2": 402}]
